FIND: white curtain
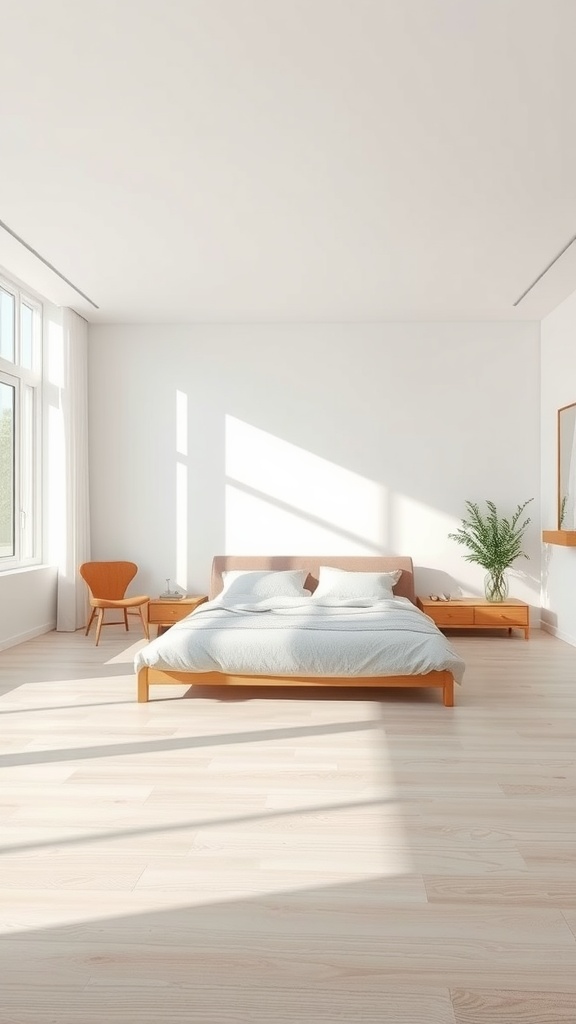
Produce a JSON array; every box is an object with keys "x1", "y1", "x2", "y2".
[{"x1": 56, "y1": 307, "x2": 91, "y2": 630}]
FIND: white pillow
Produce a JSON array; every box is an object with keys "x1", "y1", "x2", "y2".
[
  {"x1": 312, "y1": 566, "x2": 402, "y2": 600},
  {"x1": 219, "y1": 569, "x2": 310, "y2": 600}
]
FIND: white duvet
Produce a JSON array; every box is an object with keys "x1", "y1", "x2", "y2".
[{"x1": 134, "y1": 596, "x2": 465, "y2": 684}]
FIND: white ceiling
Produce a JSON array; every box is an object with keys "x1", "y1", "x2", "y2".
[{"x1": 1, "y1": 0, "x2": 576, "y2": 323}]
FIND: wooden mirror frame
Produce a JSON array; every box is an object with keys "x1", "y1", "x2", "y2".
[
  {"x1": 558, "y1": 401, "x2": 576, "y2": 529},
  {"x1": 543, "y1": 402, "x2": 576, "y2": 545}
]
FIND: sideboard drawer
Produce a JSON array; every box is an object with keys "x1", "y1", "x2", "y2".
[
  {"x1": 474, "y1": 605, "x2": 528, "y2": 626},
  {"x1": 429, "y1": 606, "x2": 474, "y2": 626}
]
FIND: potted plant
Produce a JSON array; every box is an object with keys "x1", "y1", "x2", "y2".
[{"x1": 448, "y1": 499, "x2": 533, "y2": 602}]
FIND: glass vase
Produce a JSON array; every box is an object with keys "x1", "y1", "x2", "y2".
[{"x1": 484, "y1": 571, "x2": 509, "y2": 603}]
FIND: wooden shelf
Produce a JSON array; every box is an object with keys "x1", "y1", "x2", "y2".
[{"x1": 542, "y1": 530, "x2": 576, "y2": 546}]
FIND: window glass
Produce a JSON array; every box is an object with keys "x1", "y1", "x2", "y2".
[
  {"x1": 0, "y1": 379, "x2": 15, "y2": 558},
  {"x1": 0, "y1": 277, "x2": 42, "y2": 569}
]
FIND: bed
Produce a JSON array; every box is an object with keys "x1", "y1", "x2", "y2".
[{"x1": 134, "y1": 556, "x2": 465, "y2": 706}]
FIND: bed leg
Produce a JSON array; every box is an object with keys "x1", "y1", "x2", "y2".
[
  {"x1": 137, "y1": 668, "x2": 149, "y2": 703},
  {"x1": 443, "y1": 678, "x2": 454, "y2": 707}
]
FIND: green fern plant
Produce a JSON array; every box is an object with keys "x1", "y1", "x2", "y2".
[{"x1": 448, "y1": 499, "x2": 533, "y2": 601}]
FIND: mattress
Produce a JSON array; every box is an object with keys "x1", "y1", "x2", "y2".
[{"x1": 134, "y1": 595, "x2": 465, "y2": 684}]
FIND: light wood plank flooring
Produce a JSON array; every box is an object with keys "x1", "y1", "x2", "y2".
[{"x1": 0, "y1": 626, "x2": 575, "y2": 1023}]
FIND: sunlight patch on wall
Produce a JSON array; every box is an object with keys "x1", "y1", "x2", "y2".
[
  {"x1": 225, "y1": 416, "x2": 387, "y2": 552},
  {"x1": 392, "y1": 494, "x2": 455, "y2": 558}
]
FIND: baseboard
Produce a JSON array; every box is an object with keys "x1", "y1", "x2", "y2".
[
  {"x1": 0, "y1": 622, "x2": 55, "y2": 653},
  {"x1": 541, "y1": 621, "x2": 576, "y2": 648}
]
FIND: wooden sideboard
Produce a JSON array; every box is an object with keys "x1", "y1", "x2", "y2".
[{"x1": 417, "y1": 597, "x2": 529, "y2": 639}]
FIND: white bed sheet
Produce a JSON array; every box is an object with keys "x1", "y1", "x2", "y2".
[{"x1": 134, "y1": 596, "x2": 465, "y2": 684}]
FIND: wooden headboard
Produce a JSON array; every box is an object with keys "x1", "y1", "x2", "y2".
[{"x1": 210, "y1": 555, "x2": 415, "y2": 604}]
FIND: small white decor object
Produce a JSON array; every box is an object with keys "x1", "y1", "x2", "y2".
[{"x1": 159, "y1": 578, "x2": 183, "y2": 600}]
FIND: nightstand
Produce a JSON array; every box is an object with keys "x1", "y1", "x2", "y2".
[
  {"x1": 147, "y1": 595, "x2": 208, "y2": 636},
  {"x1": 417, "y1": 597, "x2": 529, "y2": 639}
]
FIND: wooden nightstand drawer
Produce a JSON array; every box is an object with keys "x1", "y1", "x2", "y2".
[
  {"x1": 148, "y1": 602, "x2": 185, "y2": 624},
  {"x1": 147, "y1": 596, "x2": 208, "y2": 627},
  {"x1": 474, "y1": 605, "x2": 528, "y2": 627}
]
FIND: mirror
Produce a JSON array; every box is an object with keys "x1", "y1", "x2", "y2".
[{"x1": 558, "y1": 401, "x2": 576, "y2": 529}]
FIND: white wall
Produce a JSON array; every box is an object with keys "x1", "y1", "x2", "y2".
[
  {"x1": 541, "y1": 288, "x2": 576, "y2": 645},
  {"x1": 88, "y1": 322, "x2": 541, "y2": 611},
  {"x1": 0, "y1": 565, "x2": 57, "y2": 651}
]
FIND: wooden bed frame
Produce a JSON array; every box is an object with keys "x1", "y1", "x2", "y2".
[{"x1": 136, "y1": 555, "x2": 455, "y2": 706}]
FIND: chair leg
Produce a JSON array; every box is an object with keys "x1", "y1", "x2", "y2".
[
  {"x1": 95, "y1": 609, "x2": 105, "y2": 646},
  {"x1": 124, "y1": 608, "x2": 129, "y2": 631},
  {"x1": 138, "y1": 605, "x2": 150, "y2": 641},
  {"x1": 85, "y1": 608, "x2": 96, "y2": 637}
]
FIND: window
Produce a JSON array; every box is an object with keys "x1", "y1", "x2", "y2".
[{"x1": 0, "y1": 276, "x2": 42, "y2": 568}]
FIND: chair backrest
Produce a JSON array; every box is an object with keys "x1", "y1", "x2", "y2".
[{"x1": 79, "y1": 561, "x2": 138, "y2": 600}]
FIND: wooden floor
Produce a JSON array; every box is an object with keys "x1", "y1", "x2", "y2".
[{"x1": 0, "y1": 626, "x2": 575, "y2": 1023}]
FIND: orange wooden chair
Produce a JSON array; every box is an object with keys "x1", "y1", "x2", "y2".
[{"x1": 80, "y1": 561, "x2": 150, "y2": 646}]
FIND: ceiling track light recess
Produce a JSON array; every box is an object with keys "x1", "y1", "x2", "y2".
[
  {"x1": 513, "y1": 232, "x2": 576, "y2": 307},
  {"x1": 0, "y1": 217, "x2": 99, "y2": 308}
]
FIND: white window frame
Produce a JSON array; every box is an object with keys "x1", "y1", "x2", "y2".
[{"x1": 0, "y1": 274, "x2": 42, "y2": 570}]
